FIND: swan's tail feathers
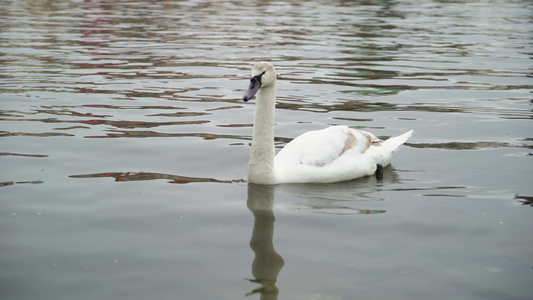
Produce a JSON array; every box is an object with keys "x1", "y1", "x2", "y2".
[{"x1": 382, "y1": 130, "x2": 413, "y2": 149}]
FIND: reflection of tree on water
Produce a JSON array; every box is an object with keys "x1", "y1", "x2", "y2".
[{"x1": 246, "y1": 184, "x2": 284, "y2": 300}]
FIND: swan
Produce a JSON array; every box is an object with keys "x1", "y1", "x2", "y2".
[{"x1": 243, "y1": 61, "x2": 413, "y2": 185}]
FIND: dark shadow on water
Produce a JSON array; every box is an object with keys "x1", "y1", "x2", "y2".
[
  {"x1": 515, "y1": 194, "x2": 533, "y2": 207},
  {"x1": 246, "y1": 184, "x2": 284, "y2": 300},
  {"x1": 69, "y1": 172, "x2": 245, "y2": 184},
  {"x1": 0, "y1": 152, "x2": 48, "y2": 158},
  {"x1": 0, "y1": 180, "x2": 44, "y2": 187},
  {"x1": 407, "y1": 141, "x2": 532, "y2": 150}
]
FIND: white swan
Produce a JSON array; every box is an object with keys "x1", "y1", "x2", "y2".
[{"x1": 243, "y1": 62, "x2": 413, "y2": 185}]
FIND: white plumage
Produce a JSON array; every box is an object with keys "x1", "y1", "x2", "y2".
[{"x1": 243, "y1": 62, "x2": 413, "y2": 185}]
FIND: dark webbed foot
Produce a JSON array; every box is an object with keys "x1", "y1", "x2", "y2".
[{"x1": 375, "y1": 164, "x2": 384, "y2": 180}]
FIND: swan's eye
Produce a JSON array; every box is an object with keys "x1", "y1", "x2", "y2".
[
  {"x1": 249, "y1": 77, "x2": 258, "y2": 89},
  {"x1": 250, "y1": 71, "x2": 266, "y2": 87}
]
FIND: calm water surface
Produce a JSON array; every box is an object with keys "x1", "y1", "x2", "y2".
[{"x1": 1, "y1": 0, "x2": 532, "y2": 299}]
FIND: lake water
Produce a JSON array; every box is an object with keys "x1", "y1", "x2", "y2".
[{"x1": 1, "y1": 0, "x2": 532, "y2": 299}]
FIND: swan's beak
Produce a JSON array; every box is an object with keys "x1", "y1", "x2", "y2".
[{"x1": 243, "y1": 74, "x2": 262, "y2": 102}]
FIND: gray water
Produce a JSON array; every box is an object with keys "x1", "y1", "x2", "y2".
[{"x1": 1, "y1": 0, "x2": 532, "y2": 299}]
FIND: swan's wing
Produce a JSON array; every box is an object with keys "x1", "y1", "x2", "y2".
[{"x1": 275, "y1": 126, "x2": 372, "y2": 167}]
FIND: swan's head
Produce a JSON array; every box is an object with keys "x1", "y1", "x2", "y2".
[{"x1": 243, "y1": 62, "x2": 276, "y2": 102}]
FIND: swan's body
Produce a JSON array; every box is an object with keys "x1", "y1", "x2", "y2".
[{"x1": 243, "y1": 62, "x2": 413, "y2": 185}]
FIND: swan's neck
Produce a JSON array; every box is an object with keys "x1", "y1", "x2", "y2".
[{"x1": 248, "y1": 85, "x2": 276, "y2": 185}]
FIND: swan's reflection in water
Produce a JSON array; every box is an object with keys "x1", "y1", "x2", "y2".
[
  {"x1": 246, "y1": 184, "x2": 284, "y2": 300},
  {"x1": 244, "y1": 168, "x2": 402, "y2": 298},
  {"x1": 276, "y1": 166, "x2": 402, "y2": 215}
]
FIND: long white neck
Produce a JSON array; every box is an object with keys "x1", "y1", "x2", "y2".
[{"x1": 248, "y1": 85, "x2": 277, "y2": 185}]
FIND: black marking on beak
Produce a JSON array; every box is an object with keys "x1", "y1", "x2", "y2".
[{"x1": 243, "y1": 71, "x2": 266, "y2": 102}]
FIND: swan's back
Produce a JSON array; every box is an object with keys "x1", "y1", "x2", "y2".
[{"x1": 273, "y1": 126, "x2": 412, "y2": 184}]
